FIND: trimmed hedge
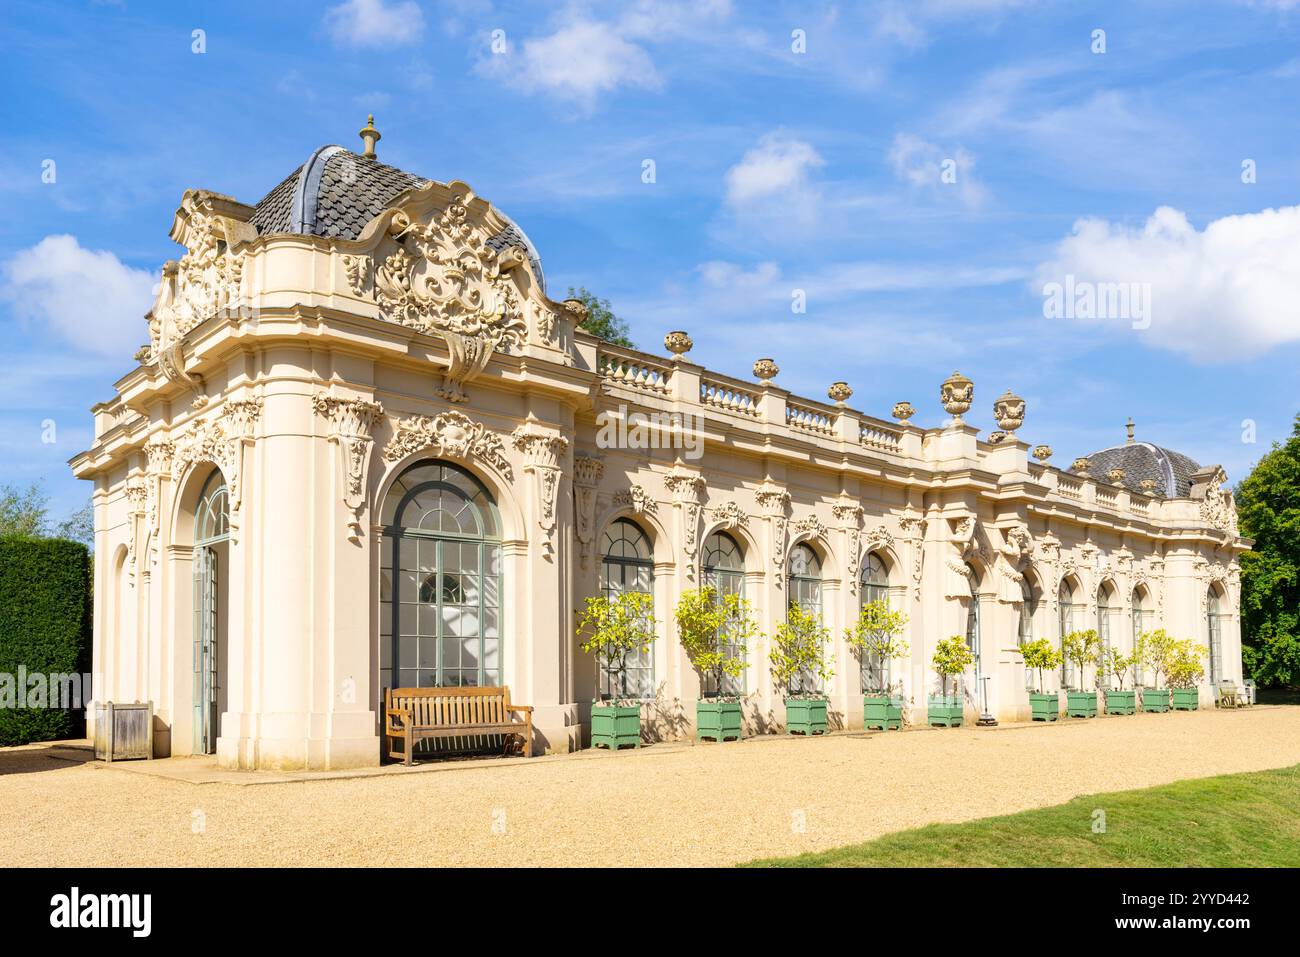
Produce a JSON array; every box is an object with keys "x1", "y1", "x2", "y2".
[{"x1": 0, "y1": 537, "x2": 92, "y2": 746}]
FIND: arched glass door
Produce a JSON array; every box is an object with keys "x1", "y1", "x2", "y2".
[
  {"x1": 1207, "y1": 587, "x2": 1227, "y2": 683},
  {"x1": 860, "y1": 552, "x2": 890, "y2": 692},
  {"x1": 786, "y1": 543, "x2": 823, "y2": 694},
  {"x1": 702, "y1": 531, "x2": 745, "y2": 695},
  {"x1": 965, "y1": 565, "x2": 981, "y2": 696},
  {"x1": 1059, "y1": 579, "x2": 1077, "y2": 689},
  {"x1": 1097, "y1": 585, "x2": 1116, "y2": 689},
  {"x1": 193, "y1": 470, "x2": 229, "y2": 755},
  {"x1": 1019, "y1": 578, "x2": 1037, "y2": 688},
  {"x1": 380, "y1": 461, "x2": 502, "y2": 691},
  {"x1": 600, "y1": 518, "x2": 654, "y2": 698},
  {"x1": 1131, "y1": 589, "x2": 1147, "y2": 686}
]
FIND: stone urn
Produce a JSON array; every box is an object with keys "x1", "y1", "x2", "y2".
[
  {"x1": 940, "y1": 370, "x2": 974, "y2": 424},
  {"x1": 1108, "y1": 467, "x2": 1126, "y2": 486},
  {"x1": 892, "y1": 401, "x2": 915, "y2": 424},
  {"x1": 664, "y1": 331, "x2": 693, "y2": 356},
  {"x1": 1139, "y1": 478, "x2": 1159, "y2": 494},
  {"x1": 828, "y1": 381, "x2": 853, "y2": 404},
  {"x1": 987, "y1": 431, "x2": 1008, "y2": 444},
  {"x1": 753, "y1": 358, "x2": 779, "y2": 382},
  {"x1": 993, "y1": 389, "x2": 1026, "y2": 433},
  {"x1": 1071, "y1": 456, "x2": 1091, "y2": 477},
  {"x1": 1032, "y1": 445, "x2": 1053, "y2": 463}
]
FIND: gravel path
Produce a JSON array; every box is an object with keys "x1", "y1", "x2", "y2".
[{"x1": 3, "y1": 707, "x2": 1298, "y2": 867}]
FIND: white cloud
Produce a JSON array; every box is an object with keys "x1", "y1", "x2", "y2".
[
  {"x1": 724, "y1": 133, "x2": 824, "y2": 206},
  {"x1": 888, "y1": 133, "x2": 987, "y2": 209},
  {"x1": 1034, "y1": 204, "x2": 1300, "y2": 362},
  {"x1": 1, "y1": 235, "x2": 155, "y2": 358},
  {"x1": 324, "y1": 0, "x2": 424, "y2": 49},
  {"x1": 508, "y1": 20, "x2": 661, "y2": 109}
]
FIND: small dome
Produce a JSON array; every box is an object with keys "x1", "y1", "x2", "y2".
[
  {"x1": 1073, "y1": 442, "x2": 1201, "y2": 499},
  {"x1": 248, "y1": 145, "x2": 545, "y2": 290}
]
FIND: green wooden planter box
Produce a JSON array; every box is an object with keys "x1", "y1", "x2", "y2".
[
  {"x1": 696, "y1": 699, "x2": 743, "y2": 742},
  {"x1": 1171, "y1": 688, "x2": 1200, "y2": 711},
  {"x1": 785, "y1": 697, "x2": 828, "y2": 735},
  {"x1": 1029, "y1": 692, "x2": 1060, "y2": 722},
  {"x1": 1067, "y1": 690, "x2": 1098, "y2": 718},
  {"x1": 1141, "y1": 688, "x2": 1170, "y2": 713},
  {"x1": 591, "y1": 703, "x2": 641, "y2": 750},
  {"x1": 863, "y1": 694, "x2": 903, "y2": 731},
  {"x1": 927, "y1": 695, "x2": 963, "y2": 728},
  {"x1": 1104, "y1": 689, "x2": 1136, "y2": 715}
]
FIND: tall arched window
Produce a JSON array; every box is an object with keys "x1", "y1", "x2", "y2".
[
  {"x1": 786, "y1": 543, "x2": 823, "y2": 694},
  {"x1": 1059, "y1": 578, "x2": 1077, "y2": 689},
  {"x1": 965, "y1": 565, "x2": 981, "y2": 690},
  {"x1": 860, "y1": 552, "x2": 891, "y2": 691},
  {"x1": 1207, "y1": 586, "x2": 1228, "y2": 683},
  {"x1": 380, "y1": 460, "x2": 502, "y2": 691},
  {"x1": 193, "y1": 470, "x2": 229, "y2": 755},
  {"x1": 1131, "y1": 588, "x2": 1148, "y2": 686},
  {"x1": 1097, "y1": 583, "x2": 1116, "y2": 689},
  {"x1": 1019, "y1": 577, "x2": 1037, "y2": 688},
  {"x1": 702, "y1": 531, "x2": 746, "y2": 695},
  {"x1": 600, "y1": 518, "x2": 654, "y2": 698}
]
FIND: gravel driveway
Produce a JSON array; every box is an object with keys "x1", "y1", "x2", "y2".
[{"x1": 2, "y1": 707, "x2": 1297, "y2": 867}]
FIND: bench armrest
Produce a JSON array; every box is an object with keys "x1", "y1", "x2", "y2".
[
  {"x1": 506, "y1": 704, "x2": 534, "y2": 714},
  {"x1": 385, "y1": 707, "x2": 413, "y2": 733}
]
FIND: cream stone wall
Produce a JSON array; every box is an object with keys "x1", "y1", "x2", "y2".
[{"x1": 72, "y1": 183, "x2": 1249, "y2": 770}]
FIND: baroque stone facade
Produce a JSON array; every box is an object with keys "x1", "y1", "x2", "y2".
[{"x1": 72, "y1": 128, "x2": 1250, "y2": 769}]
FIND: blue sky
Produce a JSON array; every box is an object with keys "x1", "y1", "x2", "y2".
[{"x1": 3, "y1": 0, "x2": 1300, "y2": 522}]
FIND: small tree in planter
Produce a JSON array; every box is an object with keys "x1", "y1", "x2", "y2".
[
  {"x1": 1136, "y1": 629, "x2": 1176, "y2": 713},
  {"x1": 1018, "y1": 637, "x2": 1062, "y2": 721},
  {"x1": 1098, "y1": 645, "x2": 1136, "y2": 715},
  {"x1": 1167, "y1": 639, "x2": 1208, "y2": 711},
  {"x1": 577, "y1": 591, "x2": 656, "y2": 749},
  {"x1": 676, "y1": 586, "x2": 758, "y2": 742},
  {"x1": 929, "y1": 636, "x2": 973, "y2": 727},
  {"x1": 771, "y1": 602, "x2": 834, "y2": 735},
  {"x1": 844, "y1": 599, "x2": 909, "y2": 730},
  {"x1": 1062, "y1": 629, "x2": 1101, "y2": 717}
]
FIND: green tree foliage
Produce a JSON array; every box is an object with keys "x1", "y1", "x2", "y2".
[
  {"x1": 1019, "y1": 637, "x2": 1063, "y2": 694},
  {"x1": 1236, "y1": 413, "x2": 1300, "y2": 686},
  {"x1": 932, "y1": 636, "x2": 973, "y2": 699},
  {"x1": 843, "y1": 599, "x2": 909, "y2": 695},
  {"x1": 565, "y1": 286, "x2": 635, "y2": 347},
  {"x1": 674, "y1": 586, "x2": 757, "y2": 699},
  {"x1": 1098, "y1": 644, "x2": 1134, "y2": 691},
  {"x1": 576, "y1": 591, "x2": 656, "y2": 703},
  {"x1": 1136, "y1": 628, "x2": 1177, "y2": 690},
  {"x1": 1062, "y1": 629, "x2": 1101, "y2": 692},
  {"x1": 771, "y1": 602, "x2": 833, "y2": 698},
  {"x1": 0, "y1": 538, "x2": 92, "y2": 745},
  {"x1": 0, "y1": 482, "x2": 92, "y2": 545}
]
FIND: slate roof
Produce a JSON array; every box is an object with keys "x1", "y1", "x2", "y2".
[
  {"x1": 1073, "y1": 442, "x2": 1202, "y2": 499},
  {"x1": 247, "y1": 145, "x2": 545, "y2": 288}
]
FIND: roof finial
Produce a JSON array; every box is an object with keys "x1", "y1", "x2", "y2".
[
  {"x1": 1125, "y1": 416, "x2": 1135, "y2": 445},
  {"x1": 359, "y1": 114, "x2": 381, "y2": 159}
]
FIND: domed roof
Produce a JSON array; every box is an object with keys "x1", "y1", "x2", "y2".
[
  {"x1": 247, "y1": 143, "x2": 545, "y2": 290},
  {"x1": 1073, "y1": 440, "x2": 1202, "y2": 499}
]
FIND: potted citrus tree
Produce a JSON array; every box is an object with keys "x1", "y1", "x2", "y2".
[
  {"x1": 675, "y1": 586, "x2": 758, "y2": 743},
  {"x1": 1062, "y1": 629, "x2": 1101, "y2": 718},
  {"x1": 1136, "y1": 629, "x2": 1174, "y2": 713},
  {"x1": 1168, "y1": 639, "x2": 1207, "y2": 711},
  {"x1": 577, "y1": 591, "x2": 656, "y2": 749},
  {"x1": 1019, "y1": 637, "x2": 1062, "y2": 721},
  {"x1": 1098, "y1": 645, "x2": 1136, "y2": 715},
  {"x1": 928, "y1": 636, "x2": 972, "y2": 727},
  {"x1": 845, "y1": 599, "x2": 909, "y2": 730},
  {"x1": 771, "y1": 602, "x2": 834, "y2": 735}
]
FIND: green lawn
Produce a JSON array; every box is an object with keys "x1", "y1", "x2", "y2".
[{"x1": 746, "y1": 764, "x2": 1300, "y2": 867}]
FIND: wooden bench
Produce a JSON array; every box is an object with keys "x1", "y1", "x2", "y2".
[{"x1": 384, "y1": 686, "x2": 533, "y2": 765}]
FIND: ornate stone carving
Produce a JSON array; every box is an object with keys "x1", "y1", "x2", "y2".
[
  {"x1": 752, "y1": 358, "x2": 779, "y2": 381},
  {"x1": 147, "y1": 190, "x2": 250, "y2": 357},
  {"x1": 1139, "y1": 478, "x2": 1158, "y2": 494},
  {"x1": 124, "y1": 478, "x2": 148, "y2": 579},
  {"x1": 1108, "y1": 467, "x2": 1125, "y2": 486},
  {"x1": 757, "y1": 483, "x2": 791, "y2": 573},
  {"x1": 665, "y1": 470, "x2": 705, "y2": 578},
  {"x1": 383, "y1": 411, "x2": 511, "y2": 479},
  {"x1": 1071, "y1": 457, "x2": 1090, "y2": 477},
  {"x1": 892, "y1": 401, "x2": 915, "y2": 424},
  {"x1": 792, "y1": 514, "x2": 827, "y2": 541},
  {"x1": 940, "y1": 370, "x2": 973, "y2": 424},
  {"x1": 1191, "y1": 466, "x2": 1238, "y2": 535},
  {"x1": 711, "y1": 501, "x2": 749, "y2": 530},
  {"x1": 351, "y1": 189, "x2": 529, "y2": 402},
  {"x1": 828, "y1": 381, "x2": 853, "y2": 404},
  {"x1": 512, "y1": 424, "x2": 568, "y2": 542},
  {"x1": 314, "y1": 394, "x2": 385, "y2": 536},
  {"x1": 863, "y1": 524, "x2": 894, "y2": 552},
  {"x1": 572, "y1": 456, "x2": 604, "y2": 566},
  {"x1": 613, "y1": 485, "x2": 657, "y2": 515},
  {"x1": 663, "y1": 331, "x2": 693, "y2": 356},
  {"x1": 992, "y1": 389, "x2": 1025, "y2": 432},
  {"x1": 1032, "y1": 445, "x2": 1053, "y2": 463}
]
